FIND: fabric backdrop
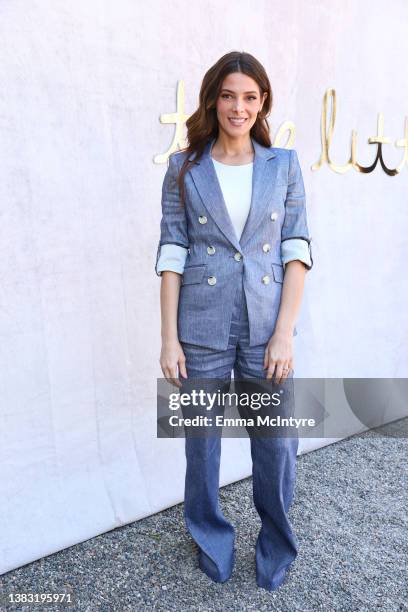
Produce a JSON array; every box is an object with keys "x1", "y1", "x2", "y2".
[{"x1": 0, "y1": 0, "x2": 407, "y2": 575}]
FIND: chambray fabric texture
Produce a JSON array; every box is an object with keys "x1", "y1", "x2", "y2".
[
  {"x1": 156, "y1": 147, "x2": 312, "y2": 274},
  {"x1": 155, "y1": 136, "x2": 313, "y2": 351},
  {"x1": 156, "y1": 234, "x2": 312, "y2": 275},
  {"x1": 178, "y1": 277, "x2": 299, "y2": 591}
]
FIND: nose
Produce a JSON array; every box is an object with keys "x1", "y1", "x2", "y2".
[{"x1": 232, "y1": 98, "x2": 244, "y2": 113}]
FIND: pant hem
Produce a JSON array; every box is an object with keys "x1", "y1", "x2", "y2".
[
  {"x1": 256, "y1": 562, "x2": 293, "y2": 591},
  {"x1": 198, "y1": 550, "x2": 234, "y2": 583}
]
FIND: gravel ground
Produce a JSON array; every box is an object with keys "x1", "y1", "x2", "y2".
[{"x1": 1, "y1": 418, "x2": 407, "y2": 612}]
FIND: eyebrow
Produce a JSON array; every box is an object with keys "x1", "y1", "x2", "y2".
[{"x1": 220, "y1": 88, "x2": 258, "y2": 94}]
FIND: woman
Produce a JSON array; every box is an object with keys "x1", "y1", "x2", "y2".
[{"x1": 155, "y1": 51, "x2": 313, "y2": 591}]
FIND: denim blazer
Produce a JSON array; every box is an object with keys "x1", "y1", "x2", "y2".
[{"x1": 155, "y1": 136, "x2": 313, "y2": 351}]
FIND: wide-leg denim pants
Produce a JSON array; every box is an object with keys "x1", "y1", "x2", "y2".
[{"x1": 178, "y1": 277, "x2": 299, "y2": 591}]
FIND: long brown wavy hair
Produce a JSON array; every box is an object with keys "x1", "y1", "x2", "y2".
[{"x1": 175, "y1": 51, "x2": 273, "y2": 207}]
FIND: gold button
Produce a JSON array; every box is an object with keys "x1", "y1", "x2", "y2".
[
  {"x1": 262, "y1": 243, "x2": 271, "y2": 253},
  {"x1": 262, "y1": 275, "x2": 270, "y2": 284},
  {"x1": 207, "y1": 246, "x2": 216, "y2": 255},
  {"x1": 234, "y1": 252, "x2": 242, "y2": 261},
  {"x1": 271, "y1": 212, "x2": 278, "y2": 221},
  {"x1": 207, "y1": 276, "x2": 217, "y2": 285},
  {"x1": 198, "y1": 215, "x2": 208, "y2": 224}
]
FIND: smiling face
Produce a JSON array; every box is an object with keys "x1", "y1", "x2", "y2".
[{"x1": 215, "y1": 72, "x2": 268, "y2": 138}]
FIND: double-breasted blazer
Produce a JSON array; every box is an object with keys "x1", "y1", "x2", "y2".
[{"x1": 155, "y1": 136, "x2": 313, "y2": 351}]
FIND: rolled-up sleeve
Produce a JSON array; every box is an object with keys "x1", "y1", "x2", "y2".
[
  {"x1": 155, "y1": 153, "x2": 189, "y2": 276},
  {"x1": 156, "y1": 243, "x2": 188, "y2": 275},
  {"x1": 281, "y1": 149, "x2": 313, "y2": 271}
]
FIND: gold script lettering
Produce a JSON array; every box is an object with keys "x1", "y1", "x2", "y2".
[
  {"x1": 313, "y1": 88, "x2": 407, "y2": 174},
  {"x1": 153, "y1": 80, "x2": 189, "y2": 164},
  {"x1": 155, "y1": 83, "x2": 407, "y2": 175}
]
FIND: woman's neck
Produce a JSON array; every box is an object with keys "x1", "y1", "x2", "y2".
[{"x1": 210, "y1": 135, "x2": 254, "y2": 165}]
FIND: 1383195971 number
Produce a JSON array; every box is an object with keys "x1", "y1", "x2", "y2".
[{"x1": 0, "y1": 592, "x2": 75, "y2": 606}]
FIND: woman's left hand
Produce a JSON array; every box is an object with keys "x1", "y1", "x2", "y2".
[{"x1": 263, "y1": 330, "x2": 294, "y2": 384}]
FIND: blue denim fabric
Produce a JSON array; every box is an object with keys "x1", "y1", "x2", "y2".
[
  {"x1": 178, "y1": 278, "x2": 299, "y2": 591},
  {"x1": 155, "y1": 138, "x2": 313, "y2": 351}
]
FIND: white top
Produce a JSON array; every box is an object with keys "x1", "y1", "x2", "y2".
[
  {"x1": 211, "y1": 157, "x2": 253, "y2": 242},
  {"x1": 155, "y1": 150, "x2": 312, "y2": 276}
]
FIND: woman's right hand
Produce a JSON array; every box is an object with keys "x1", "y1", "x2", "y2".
[{"x1": 160, "y1": 338, "x2": 188, "y2": 388}]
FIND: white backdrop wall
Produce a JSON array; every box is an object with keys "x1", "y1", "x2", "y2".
[{"x1": 0, "y1": 0, "x2": 407, "y2": 574}]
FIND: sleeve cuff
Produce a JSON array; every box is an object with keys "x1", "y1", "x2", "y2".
[
  {"x1": 156, "y1": 243, "x2": 189, "y2": 276},
  {"x1": 281, "y1": 238, "x2": 313, "y2": 271}
]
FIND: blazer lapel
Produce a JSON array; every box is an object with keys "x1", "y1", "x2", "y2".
[
  {"x1": 188, "y1": 138, "x2": 241, "y2": 254},
  {"x1": 239, "y1": 138, "x2": 277, "y2": 248},
  {"x1": 188, "y1": 136, "x2": 277, "y2": 253}
]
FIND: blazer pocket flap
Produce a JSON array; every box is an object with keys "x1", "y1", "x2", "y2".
[
  {"x1": 181, "y1": 264, "x2": 207, "y2": 285},
  {"x1": 271, "y1": 263, "x2": 284, "y2": 283}
]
